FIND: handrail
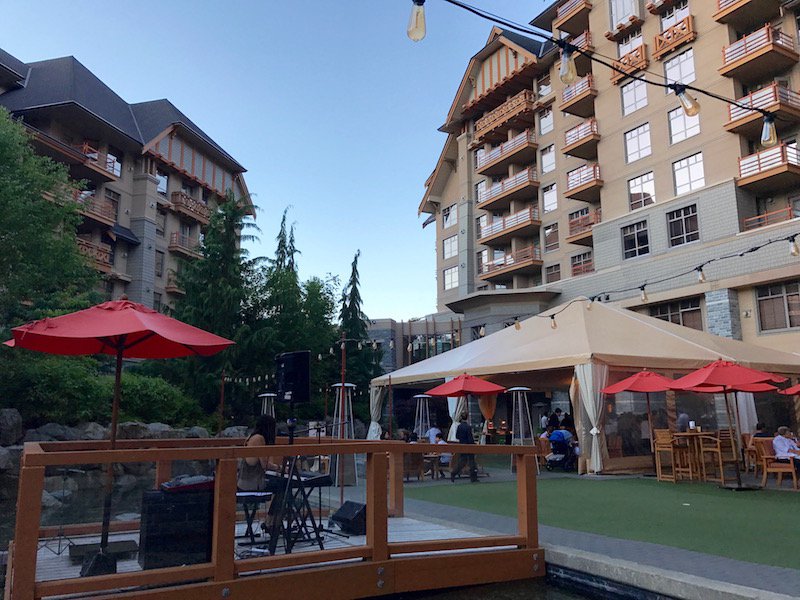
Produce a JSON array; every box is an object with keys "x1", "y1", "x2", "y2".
[
  {"x1": 611, "y1": 45, "x2": 648, "y2": 83},
  {"x1": 564, "y1": 119, "x2": 598, "y2": 146},
  {"x1": 562, "y1": 74, "x2": 594, "y2": 103},
  {"x1": 742, "y1": 206, "x2": 796, "y2": 231},
  {"x1": 477, "y1": 168, "x2": 538, "y2": 205},
  {"x1": 654, "y1": 15, "x2": 695, "y2": 60},
  {"x1": 476, "y1": 130, "x2": 536, "y2": 170},
  {"x1": 738, "y1": 144, "x2": 800, "y2": 178},
  {"x1": 478, "y1": 206, "x2": 540, "y2": 240},
  {"x1": 557, "y1": 0, "x2": 588, "y2": 19},
  {"x1": 169, "y1": 231, "x2": 201, "y2": 251},
  {"x1": 479, "y1": 244, "x2": 542, "y2": 274},
  {"x1": 728, "y1": 83, "x2": 800, "y2": 122},
  {"x1": 568, "y1": 208, "x2": 602, "y2": 235},
  {"x1": 722, "y1": 25, "x2": 796, "y2": 67},
  {"x1": 572, "y1": 30, "x2": 592, "y2": 50},
  {"x1": 76, "y1": 238, "x2": 113, "y2": 267},
  {"x1": 475, "y1": 89, "x2": 536, "y2": 134},
  {"x1": 72, "y1": 189, "x2": 116, "y2": 221},
  {"x1": 566, "y1": 163, "x2": 601, "y2": 191},
  {"x1": 75, "y1": 142, "x2": 117, "y2": 175},
  {"x1": 717, "y1": 0, "x2": 745, "y2": 9},
  {"x1": 170, "y1": 191, "x2": 211, "y2": 222},
  {"x1": 571, "y1": 258, "x2": 595, "y2": 276}
]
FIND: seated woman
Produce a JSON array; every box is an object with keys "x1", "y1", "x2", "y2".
[{"x1": 238, "y1": 415, "x2": 281, "y2": 492}]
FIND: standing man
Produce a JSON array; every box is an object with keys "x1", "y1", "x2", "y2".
[{"x1": 450, "y1": 413, "x2": 478, "y2": 482}]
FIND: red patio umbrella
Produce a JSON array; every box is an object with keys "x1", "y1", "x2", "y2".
[
  {"x1": 425, "y1": 373, "x2": 505, "y2": 397},
  {"x1": 778, "y1": 383, "x2": 800, "y2": 395},
  {"x1": 7, "y1": 298, "x2": 234, "y2": 571}
]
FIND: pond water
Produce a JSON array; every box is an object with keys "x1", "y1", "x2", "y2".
[{"x1": 384, "y1": 579, "x2": 591, "y2": 599}]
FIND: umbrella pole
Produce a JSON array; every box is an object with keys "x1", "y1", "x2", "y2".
[
  {"x1": 723, "y1": 390, "x2": 744, "y2": 489},
  {"x1": 645, "y1": 392, "x2": 656, "y2": 473},
  {"x1": 100, "y1": 347, "x2": 123, "y2": 552},
  {"x1": 388, "y1": 375, "x2": 393, "y2": 438}
]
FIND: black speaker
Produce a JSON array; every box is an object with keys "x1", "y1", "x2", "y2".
[
  {"x1": 330, "y1": 501, "x2": 366, "y2": 535},
  {"x1": 276, "y1": 350, "x2": 311, "y2": 404}
]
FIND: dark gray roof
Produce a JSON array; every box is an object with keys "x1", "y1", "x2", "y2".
[
  {"x1": 130, "y1": 100, "x2": 244, "y2": 171},
  {"x1": 111, "y1": 224, "x2": 140, "y2": 245},
  {"x1": 0, "y1": 48, "x2": 26, "y2": 80},
  {"x1": 498, "y1": 29, "x2": 553, "y2": 58}
]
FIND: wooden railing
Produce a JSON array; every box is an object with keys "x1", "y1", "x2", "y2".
[
  {"x1": 170, "y1": 191, "x2": 211, "y2": 223},
  {"x1": 722, "y1": 25, "x2": 795, "y2": 67},
  {"x1": 169, "y1": 232, "x2": 201, "y2": 254},
  {"x1": 739, "y1": 144, "x2": 800, "y2": 178},
  {"x1": 728, "y1": 83, "x2": 800, "y2": 122},
  {"x1": 564, "y1": 118, "x2": 598, "y2": 147},
  {"x1": 478, "y1": 206, "x2": 540, "y2": 240},
  {"x1": 8, "y1": 439, "x2": 542, "y2": 600},
  {"x1": 653, "y1": 16, "x2": 696, "y2": 60},
  {"x1": 742, "y1": 206, "x2": 796, "y2": 231},
  {"x1": 717, "y1": 0, "x2": 745, "y2": 9},
  {"x1": 75, "y1": 142, "x2": 117, "y2": 176},
  {"x1": 477, "y1": 167, "x2": 538, "y2": 205},
  {"x1": 475, "y1": 89, "x2": 536, "y2": 136},
  {"x1": 571, "y1": 258, "x2": 594, "y2": 276},
  {"x1": 571, "y1": 30, "x2": 592, "y2": 51},
  {"x1": 72, "y1": 189, "x2": 117, "y2": 222},
  {"x1": 568, "y1": 209, "x2": 602, "y2": 235},
  {"x1": 562, "y1": 74, "x2": 594, "y2": 103},
  {"x1": 77, "y1": 238, "x2": 113, "y2": 272},
  {"x1": 476, "y1": 130, "x2": 536, "y2": 170},
  {"x1": 479, "y1": 245, "x2": 542, "y2": 275},
  {"x1": 566, "y1": 163, "x2": 601, "y2": 192},
  {"x1": 557, "y1": 0, "x2": 589, "y2": 19},
  {"x1": 611, "y1": 45, "x2": 648, "y2": 84}
]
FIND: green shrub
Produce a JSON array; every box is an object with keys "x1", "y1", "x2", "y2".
[{"x1": 118, "y1": 372, "x2": 201, "y2": 426}]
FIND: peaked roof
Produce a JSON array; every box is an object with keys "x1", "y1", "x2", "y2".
[
  {"x1": 0, "y1": 48, "x2": 27, "y2": 84},
  {"x1": 373, "y1": 298, "x2": 800, "y2": 386}
]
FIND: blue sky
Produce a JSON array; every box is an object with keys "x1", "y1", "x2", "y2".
[{"x1": 3, "y1": 0, "x2": 548, "y2": 319}]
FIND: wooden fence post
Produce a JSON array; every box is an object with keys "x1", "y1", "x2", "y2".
[
  {"x1": 212, "y1": 458, "x2": 237, "y2": 583},
  {"x1": 366, "y1": 451, "x2": 388, "y2": 562},
  {"x1": 154, "y1": 460, "x2": 172, "y2": 488},
  {"x1": 516, "y1": 454, "x2": 538, "y2": 549},
  {"x1": 11, "y1": 464, "x2": 45, "y2": 600},
  {"x1": 388, "y1": 448, "x2": 404, "y2": 517}
]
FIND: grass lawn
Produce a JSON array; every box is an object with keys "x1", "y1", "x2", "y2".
[{"x1": 406, "y1": 477, "x2": 800, "y2": 570}]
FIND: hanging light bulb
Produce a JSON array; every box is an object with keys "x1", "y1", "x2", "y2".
[
  {"x1": 674, "y1": 84, "x2": 700, "y2": 117},
  {"x1": 479, "y1": 325, "x2": 486, "y2": 337},
  {"x1": 760, "y1": 114, "x2": 778, "y2": 148},
  {"x1": 329, "y1": 346, "x2": 334, "y2": 356},
  {"x1": 790, "y1": 235, "x2": 800, "y2": 257},
  {"x1": 317, "y1": 353, "x2": 323, "y2": 361},
  {"x1": 372, "y1": 341, "x2": 378, "y2": 350},
  {"x1": 407, "y1": 342, "x2": 413, "y2": 353},
  {"x1": 357, "y1": 341, "x2": 363, "y2": 350},
  {"x1": 550, "y1": 315, "x2": 557, "y2": 330},
  {"x1": 640, "y1": 285, "x2": 648, "y2": 303},
  {"x1": 514, "y1": 318, "x2": 521, "y2": 330},
  {"x1": 340, "y1": 342, "x2": 345, "y2": 351},
  {"x1": 696, "y1": 267, "x2": 706, "y2": 283},
  {"x1": 559, "y1": 43, "x2": 578, "y2": 85},
  {"x1": 407, "y1": 0, "x2": 426, "y2": 42},
  {"x1": 389, "y1": 339, "x2": 395, "y2": 350}
]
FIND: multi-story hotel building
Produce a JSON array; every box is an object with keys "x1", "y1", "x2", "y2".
[
  {"x1": 0, "y1": 48, "x2": 252, "y2": 310},
  {"x1": 420, "y1": 0, "x2": 800, "y2": 354}
]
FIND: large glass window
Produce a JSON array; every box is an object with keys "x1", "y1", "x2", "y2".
[
  {"x1": 618, "y1": 30, "x2": 643, "y2": 57},
  {"x1": 571, "y1": 251, "x2": 593, "y2": 275},
  {"x1": 650, "y1": 298, "x2": 703, "y2": 330},
  {"x1": 545, "y1": 264, "x2": 561, "y2": 283},
  {"x1": 541, "y1": 145, "x2": 555, "y2": 173},
  {"x1": 667, "y1": 204, "x2": 699, "y2": 246},
  {"x1": 443, "y1": 235, "x2": 458, "y2": 259},
  {"x1": 622, "y1": 221, "x2": 650, "y2": 259},
  {"x1": 668, "y1": 106, "x2": 700, "y2": 143},
  {"x1": 542, "y1": 183, "x2": 557, "y2": 213},
  {"x1": 442, "y1": 204, "x2": 457, "y2": 229},
  {"x1": 443, "y1": 266, "x2": 459, "y2": 290},
  {"x1": 104, "y1": 189, "x2": 121, "y2": 220},
  {"x1": 665, "y1": 49, "x2": 696, "y2": 88},
  {"x1": 156, "y1": 209, "x2": 167, "y2": 237},
  {"x1": 544, "y1": 223, "x2": 559, "y2": 252},
  {"x1": 661, "y1": 0, "x2": 689, "y2": 30},
  {"x1": 156, "y1": 169, "x2": 169, "y2": 196},
  {"x1": 673, "y1": 152, "x2": 705, "y2": 195},
  {"x1": 622, "y1": 80, "x2": 647, "y2": 115},
  {"x1": 628, "y1": 172, "x2": 655, "y2": 210},
  {"x1": 757, "y1": 280, "x2": 800, "y2": 331},
  {"x1": 624, "y1": 123, "x2": 652, "y2": 162},
  {"x1": 539, "y1": 108, "x2": 553, "y2": 135},
  {"x1": 610, "y1": 0, "x2": 638, "y2": 26}
]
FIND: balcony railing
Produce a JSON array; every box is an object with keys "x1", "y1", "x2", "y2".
[
  {"x1": 479, "y1": 245, "x2": 542, "y2": 276},
  {"x1": 571, "y1": 259, "x2": 595, "y2": 276},
  {"x1": 169, "y1": 232, "x2": 202, "y2": 256},
  {"x1": 566, "y1": 163, "x2": 601, "y2": 192},
  {"x1": 74, "y1": 142, "x2": 117, "y2": 176},
  {"x1": 165, "y1": 273, "x2": 185, "y2": 295},
  {"x1": 171, "y1": 191, "x2": 211, "y2": 224},
  {"x1": 474, "y1": 89, "x2": 536, "y2": 136},
  {"x1": 557, "y1": 0, "x2": 587, "y2": 19},
  {"x1": 477, "y1": 167, "x2": 538, "y2": 205},
  {"x1": 77, "y1": 238, "x2": 113, "y2": 272},
  {"x1": 611, "y1": 45, "x2": 648, "y2": 84},
  {"x1": 478, "y1": 206, "x2": 541, "y2": 240},
  {"x1": 568, "y1": 209, "x2": 602, "y2": 236},
  {"x1": 564, "y1": 119, "x2": 598, "y2": 147},
  {"x1": 653, "y1": 16, "x2": 696, "y2": 60},
  {"x1": 728, "y1": 83, "x2": 800, "y2": 122},
  {"x1": 742, "y1": 206, "x2": 796, "y2": 231},
  {"x1": 562, "y1": 74, "x2": 594, "y2": 103},
  {"x1": 572, "y1": 30, "x2": 592, "y2": 51},
  {"x1": 739, "y1": 144, "x2": 800, "y2": 178},
  {"x1": 722, "y1": 25, "x2": 795, "y2": 67},
  {"x1": 72, "y1": 189, "x2": 116, "y2": 223},
  {"x1": 476, "y1": 130, "x2": 536, "y2": 171}
]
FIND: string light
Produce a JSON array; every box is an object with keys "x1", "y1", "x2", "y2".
[
  {"x1": 557, "y1": 41, "x2": 578, "y2": 85},
  {"x1": 672, "y1": 84, "x2": 700, "y2": 117},
  {"x1": 317, "y1": 353, "x2": 323, "y2": 361},
  {"x1": 514, "y1": 317, "x2": 521, "y2": 330},
  {"x1": 639, "y1": 285, "x2": 648, "y2": 303},
  {"x1": 329, "y1": 347, "x2": 334, "y2": 355},
  {"x1": 389, "y1": 339, "x2": 395, "y2": 350},
  {"x1": 407, "y1": 0, "x2": 426, "y2": 41},
  {"x1": 791, "y1": 235, "x2": 800, "y2": 257},
  {"x1": 407, "y1": 342, "x2": 413, "y2": 353},
  {"x1": 479, "y1": 325, "x2": 486, "y2": 337},
  {"x1": 696, "y1": 267, "x2": 706, "y2": 283},
  {"x1": 760, "y1": 114, "x2": 778, "y2": 148},
  {"x1": 550, "y1": 315, "x2": 557, "y2": 329}
]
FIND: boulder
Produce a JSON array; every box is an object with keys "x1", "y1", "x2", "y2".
[
  {"x1": 121, "y1": 462, "x2": 151, "y2": 477},
  {"x1": 221, "y1": 426, "x2": 248, "y2": 438},
  {"x1": 115, "y1": 474, "x2": 139, "y2": 494},
  {"x1": 44, "y1": 475, "x2": 79, "y2": 494},
  {"x1": 50, "y1": 489, "x2": 73, "y2": 502},
  {"x1": 4, "y1": 446, "x2": 22, "y2": 475},
  {"x1": 0, "y1": 409, "x2": 23, "y2": 446},
  {"x1": 186, "y1": 426, "x2": 210, "y2": 439},
  {"x1": 117, "y1": 422, "x2": 148, "y2": 440},
  {"x1": 37, "y1": 423, "x2": 79, "y2": 441},
  {"x1": 146, "y1": 423, "x2": 175, "y2": 439},
  {"x1": 23, "y1": 430, "x2": 54, "y2": 443},
  {"x1": 75, "y1": 422, "x2": 108, "y2": 440},
  {"x1": 0, "y1": 447, "x2": 12, "y2": 471},
  {"x1": 41, "y1": 490, "x2": 63, "y2": 509}
]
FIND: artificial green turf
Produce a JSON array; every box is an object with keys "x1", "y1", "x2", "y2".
[{"x1": 405, "y1": 477, "x2": 800, "y2": 570}]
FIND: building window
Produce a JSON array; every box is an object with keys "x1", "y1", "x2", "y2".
[
  {"x1": 610, "y1": 0, "x2": 638, "y2": 27},
  {"x1": 650, "y1": 297, "x2": 702, "y2": 330},
  {"x1": 673, "y1": 152, "x2": 705, "y2": 195},
  {"x1": 628, "y1": 172, "x2": 656, "y2": 210},
  {"x1": 443, "y1": 235, "x2": 458, "y2": 259},
  {"x1": 153, "y1": 293, "x2": 162, "y2": 313},
  {"x1": 107, "y1": 147, "x2": 123, "y2": 177},
  {"x1": 618, "y1": 30, "x2": 643, "y2": 57},
  {"x1": 155, "y1": 250, "x2": 165, "y2": 278},
  {"x1": 622, "y1": 79, "x2": 647, "y2": 116},
  {"x1": 156, "y1": 209, "x2": 167, "y2": 237},
  {"x1": 539, "y1": 108, "x2": 553, "y2": 135},
  {"x1": 443, "y1": 266, "x2": 458, "y2": 290},
  {"x1": 476, "y1": 214, "x2": 488, "y2": 237},
  {"x1": 757, "y1": 280, "x2": 800, "y2": 331},
  {"x1": 537, "y1": 74, "x2": 552, "y2": 97},
  {"x1": 624, "y1": 123, "x2": 652, "y2": 162},
  {"x1": 104, "y1": 189, "x2": 121, "y2": 220},
  {"x1": 544, "y1": 223, "x2": 559, "y2": 252},
  {"x1": 622, "y1": 221, "x2": 650, "y2": 259},
  {"x1": 661, "y1": 0, "x2": 689, "y2": 30},
  {"x1": 571, "y1": 251, "x2": 593, "y2": 276},
  {"x1": 545, "y1": 264, "x2": 561, "y2": 283},
  {"x1": 442, "y1": 204, "x2": 457, "y2": 229},
  {"x1": 541, "y1": 145, "x2": 555, "y2": 173},
  {"x1": 667, "y1": 204, "x2": 699, "y2": 246},
  {"x1": 181, "y1": 181, "x2": 195, "y2": 198},
  {"x1": 156, "y1": 169, "x2": 168, "y2": 196},
  {"x1": 542, "y1": 183, "x2": 557, "y2": 213},
  {"x1": 665, "y1": 49, "x2": 695, "y2": 89},
  {"x1": 668, "y1": 106, "x2": 700, "y2": 144}
]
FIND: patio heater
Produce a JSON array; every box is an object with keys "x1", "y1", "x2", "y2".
[
  {"x1": 509, "y1": 387, "x2": 535, "y2": 447},
  {"x1": 412, "y1": 394, "x2": 433, "y2": 440},
  {"x1": 330, "y1": 382, "x2": 357, "y2": 487},
  {"x1": 258, "y1": 392, "x2": 276, "y2": 418}
]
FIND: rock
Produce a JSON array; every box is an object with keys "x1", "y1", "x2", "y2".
[
  {"x1": 115, "y1": 474, "x2": 138, "y2": 494},
  {"x1": 36, "y1": 423, "x2": 79, "y2": 441},
  {"x1": 146, "y1": 423, "x2": 174, "y2": 439},
  {"x1": 44, "y1": 475, "x2": 78, "y2": 494},
  {"x1": 23, "y1": 430, "x2": 54, "y2": 443},
  {"x1": 186, "y1": 426, "x2": 210, "y2": 438},
  {"x1": 41, "y1": 490, "x2": 63, "y2": 509},
  {"x1": 50, "y1": 489, "x2": 72, "y2": 502},
  {"x1": 75, "y1": 422, "x2": 108, "y2": 440},
  {"x1": 0, "y1": 409, "x2": 23, "y2": 446},
  {"x1": 117, "y1": 422, "x2": 148, "y2": 440},
  {"x1": 122, "y1": 462, "x2": 151, "y2": 477},
  {"x1": 0, "y1": 447, "x2": 12, "y2": 472},
  {"x1": 220, "y1": 426, "x2": 248, "y2": 438},
  {"x1": 5, "y1": 446, "x2": 22, "y2": 475}
]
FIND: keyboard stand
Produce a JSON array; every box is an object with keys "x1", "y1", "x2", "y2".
[{"x1": 267, "y1": 456, "x2": 326, "y2": 555}]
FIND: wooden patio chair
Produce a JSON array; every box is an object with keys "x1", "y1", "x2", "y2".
[
  {"x1": 753, "y1": 437, "x2": 798, "y2": 490},
  {"x1": 403, "y1": 451, "x2": 425, "y2": 482},
  {"x1": 653, "y1": 429, "x2": 691, "y2": 482},
  {"x1": 698, "y1": 433, "x2": 737, "y2": 485},
  {"x1": 742, "y1": 433, "x2": 757, "y2": 473},
  {"x1": 536, "y1": 437, "x2": 550, "y2": 468}
]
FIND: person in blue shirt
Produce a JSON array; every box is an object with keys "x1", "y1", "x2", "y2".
[{"x1": 450, "y1": 413, "x2": 478, "y2": 482}]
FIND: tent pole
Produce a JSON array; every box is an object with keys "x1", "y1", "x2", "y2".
[{"x1": 723, "y1": 389, "x2": 744, "y2": 488}]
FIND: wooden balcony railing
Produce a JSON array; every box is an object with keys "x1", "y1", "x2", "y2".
[
  {"x1": 728, "y1": 83, "x2": 800, "y2": 122},
  {"x1": 722, "y1": 25, "x2": 795, "y2": 67},
  {"x1": 568, "y1": 209, "x2": 602, "y2": 236},
  {"x1": 571, "y1": 258, "x2": 594, "y2": 276},
  {"x1": 77, "y1": 238, "x2": 113, "y2": 273},
  {"x1": 477, "y1": 167, "x2": 538, "y2": 205},
  {"x1": 170, "y1": 191, "x2": 211, "y2": 224},
  {"x1": 72, "y1": 189, "x2": 116, "y2": 223},
  {"x1": 478, "y1": 206, "x2": 540, "y2": 241},
  {"x1": 572, "y1": 30, "x2": 592, "y2": 51},
  {"x1": 566, "y1": 163, "x2": 601, "y2": 192},
  {"x1": 169, "y1": 232, "x2": 202, "y2": 256},
  {"x1": 653, "y1": 16, "x2": 696, "y2": 60},
  {"x1": 739, "y1": 144, "x2": 800, "y2": 178},
  {"x1": 474, "y1": 89, "x2": 536, "y2": 137},
  {"x1": 165, "y1": 273, "x2": 185, "y2": 295},
  {"x1": 476, "y1": 130, "x2": 536, "y2": 171},
  {"x1": 742, "y1": 206, "x2": 796, "y2": 231},
  {"x1": 564, "y1": 119, "x2": 598, "y2": 146},
  {"x1": 74, "y1": 142, "x2": 118, "y2": 176},
  {"x1": 562, "y1": 74, "x2": 594, "y2": 103},
  {"x1": 479, "y1": 245, "x2": 542, "y2": 275},
  {"x1": 611, "y1": 45, "x2": 649, "y2": 84},
  {"x1": 557, "y1": 0, "x2": 590, "y2": 19}
]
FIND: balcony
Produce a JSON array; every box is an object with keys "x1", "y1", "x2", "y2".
[
  {"x1": 169, "y1": 232, "x2": 202, "y2": 259},
  {"x1": 611, "y1": 45, "x2": 649, "y2": 85},
  {"x1": 74, "y1": 142, "x2": 120, "y2": 180},
  {"x1": 568, "y1": 31, "x2": 594, "y2": 75},
  {"x1": 165, "y1": 273, "x2": 185, "y2": 295},
  {"x1": 563, "y1": 119, "x2": 600, "y2": 159},
  {"x1": 736, "y1": 144, "x2": 800, "y2": 193},
  {"x1": 72, "y1": 189, "x2": 116, "y2": 227},
  {"x1": 559, "y1": 75, "x2": 597, "y2": 118},
  {"x1": 565, "y1": 164, "x2": 603, "y2": 202},
  {"x1": 170, "y1": 191, "x2": 211, "y2": 225},
  {"x1": 77, "y1": 238, "x2": 113, "y2": 273},
  {"x1": 477, "y1": 167, "x2": 539, "y2": 212},
  {"x1": 473, "y1": 90, "x2": 537, "y2": 146},
  {"x1": 604, "y1": 14, "x2": 645, "y2": 42},
  {"x1": 462, "y1": 61, "x2": 541, "y2": 119},
  {"x1": 646, "y1": 0, "x2": 685, "y2": 14},
  {"x1": 476, "y1": 130, "x2": 537, "y2": 176},
  {"x1": 553, "y1": 0, "x2": 592, "y2": 36},
  {"x1": 719, "y1": 25, "x2": 799, "y2": 84},
  {"x1": 653, "y1": 16, "x2": 696, "y2": 61},
  {"x1": 478, "y1": 206, "x2": 541, "y2": 246},
  {"x1": 742, "y1": 206, "x2": 797, "y2": 231},
  {"x1": 565, "y1": 209, "x2": 602, "y2": 246},
  {"x1": 725, "y1": 83, "x2": 800, "y2": 138},
  {"x1": 713, "y1": 0, "x2": 781, "y2": 27},
  {"x1": 478, "y1": 245, "x2": 543, "y2": 281},
  {"x1": 571, "y1": 257, "x2": 595, "y2": 277}
]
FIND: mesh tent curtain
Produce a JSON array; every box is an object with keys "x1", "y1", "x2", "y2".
[
  {"x1": 447, "y1": 396, "x2": 467, "y2": 441},
  {"x1": 735, "y1": 392, "x2": 758, "y2": 435},
  {"x1": 478, "y1": 394, "x2": 497, "y2": 444},
  {"x1": 367, "y1": 385, "x2": 387, "y2": 440},
  {"x1": 575, "y1": 361, "x2": 609, "y2": 473}
]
